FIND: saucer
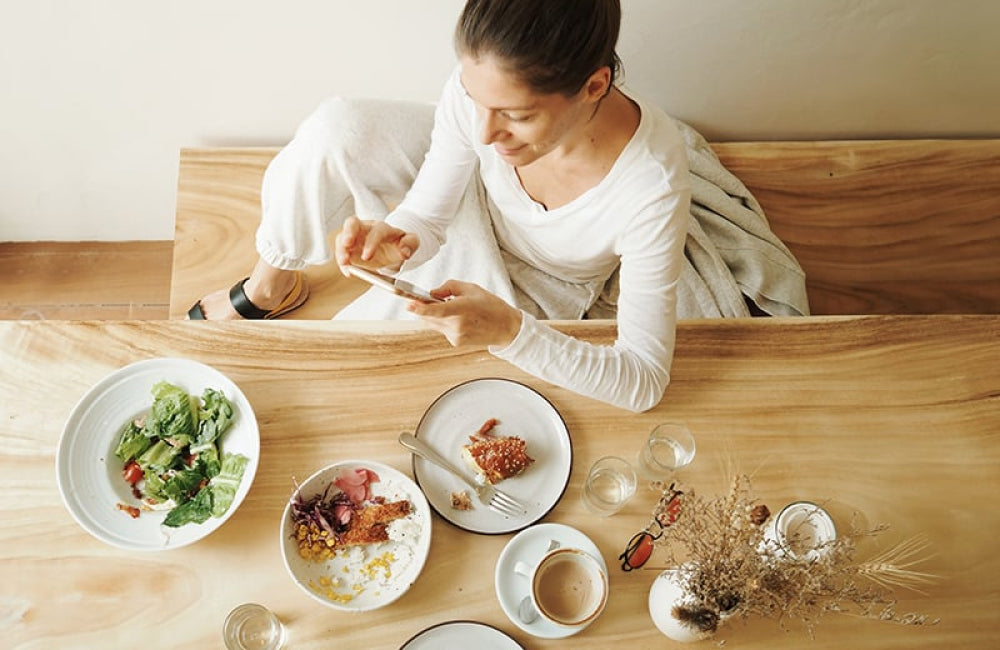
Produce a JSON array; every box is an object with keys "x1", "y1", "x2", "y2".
[{"x1": 494, "y1": 523, "x2": 606, "y2": 639}]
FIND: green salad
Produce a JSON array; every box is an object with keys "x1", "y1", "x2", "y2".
[{"x1": 114, "y1": 380, "x2": 248, "y2": 528}]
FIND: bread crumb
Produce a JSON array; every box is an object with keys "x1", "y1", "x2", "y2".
[{"x1": 450, "y1": 490, "x2": 473, "y2": 510}]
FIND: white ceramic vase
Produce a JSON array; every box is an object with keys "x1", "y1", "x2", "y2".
[{"x1": 647, "y1": 567, "x2": 715, "y2": 643}]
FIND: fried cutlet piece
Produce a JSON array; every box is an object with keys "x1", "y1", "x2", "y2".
[
  {"x1": 339, "y1": 499, "x2": 412, "y2": 546},
  {"x1": 461, "y1": 418, "x2": 534, "y2": 485}
]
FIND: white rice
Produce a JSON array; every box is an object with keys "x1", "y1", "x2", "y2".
[{"x1": 325, "y1": 479, "x2": 422, "y2": 596}]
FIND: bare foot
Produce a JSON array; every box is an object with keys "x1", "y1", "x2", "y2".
[{"x1": 192, "y1": 262, "x2": 299, "y2": 320}]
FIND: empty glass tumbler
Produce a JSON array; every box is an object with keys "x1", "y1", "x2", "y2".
[
  {"x1": 636, "y1": 423, "x2": 696, "y2": 481},
  {"x1": 223, "y1": 603, "x2": 286, "y2": 650},
  {"x1": 582, "y1": 456, "x2": 637, "y2": 516}
]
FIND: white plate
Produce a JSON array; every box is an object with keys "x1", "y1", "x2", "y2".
[
  {"x1": 55, "y1": 358, "x2": 259, "y2": 551},
  {"x1": 280, "y1": 460, "x2": 432, "y2": 611},
  {"x1": 400, "y1": 620, "x2": 523, "y2": 649},
  {"x1": 494, "y1": 523, "x2": 607, "y2": 639},
  {"x1": 411, "y1": 379, "x2": 571, "y2": 534}
]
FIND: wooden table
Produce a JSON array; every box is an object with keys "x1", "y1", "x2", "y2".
[{"x1": 1, "y1": 316, "x2": 997, "y2": 648}]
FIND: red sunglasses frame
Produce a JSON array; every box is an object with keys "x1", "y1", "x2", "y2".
[{"x1": 618, "y1": 484, "x2": 683, "y2": 571}]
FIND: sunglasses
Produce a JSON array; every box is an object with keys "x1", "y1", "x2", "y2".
[{"x1": 618, "y1": 483, "x2": 683, "y2": 572}]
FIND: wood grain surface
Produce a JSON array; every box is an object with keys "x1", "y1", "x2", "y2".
[
  {"x1": 712, "y1": 139, "x2": 1000, "y2": 314},
  {"x1": 1, "y1": 316, "x2": 997, "y2": 648},
  {"x1": 0, "y1": 241, "x2": 172, "y2": 319},
  {"x1": 171, "y1": 141, "x2": 1000, "y2": 319}
]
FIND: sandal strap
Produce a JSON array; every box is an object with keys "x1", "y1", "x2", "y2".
[
  {"x1": 187, "y1": 301, "x2": 206, "y2": 320},
  {"x1": 228, "y1": 278, "x2": 270, "y2": 320}
]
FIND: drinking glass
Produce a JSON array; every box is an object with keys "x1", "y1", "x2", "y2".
[
  {"x1": 582, "y1": 456, "x2": 636, "y2": 516},
  {"x1": 636, "y1": 423, "x2": 695, "y2": 481},
  {"x1": 766, "y1": 501, "x2": 837, "y2": 561},
  {"x1": 223, "y1": 603, "x2": 286, "y2": 650}
]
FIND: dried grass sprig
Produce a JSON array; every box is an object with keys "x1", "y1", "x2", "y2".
[{"x1": 851, "y1": 534, "x2": 938, "y2": 594}]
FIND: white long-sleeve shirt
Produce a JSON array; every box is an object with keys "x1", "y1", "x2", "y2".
[{"x1": 388, "y1": 67, "x2": 691, "y2": 412}]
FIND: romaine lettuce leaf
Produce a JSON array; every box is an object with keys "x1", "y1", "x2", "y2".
[
  {"x1": 163, "y1": 486, "x2": 213, "y2": 527},
  {"x1": 148, "y1": 381, "x2": 198, "y2": 440},
  {"x1": 142, "y1": 467, "x2": 168, "y2": 502},
  {"x1": 161, "y1": 466, "x2": 208, "y2": 504},
  {"x1": 196, "y1": 388, "x2": 234, "y2": 446},
  {"x1": 114, "y1": 420, "x2": 152, "y2": 462},
  {"x1": 209, "y1": 453, "x2": 249, "y2": 518},
  {"x1": 194, "y1": 443, "x2": 222, "y2": 479},
  {"x1": 137, "y1": 439, "x2": 181, "y2": 472}
]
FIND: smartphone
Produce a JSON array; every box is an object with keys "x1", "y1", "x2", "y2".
[{"x1": 345, "y1": 266, "x2": 443, "y2": 303}]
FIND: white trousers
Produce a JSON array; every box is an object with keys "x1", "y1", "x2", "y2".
[
  {"x1": 255, "y1": 97, "x2": 608, "y2": 321},
  {"x1": 256, "y1": 97, "x2": 435, "y2": 271}
]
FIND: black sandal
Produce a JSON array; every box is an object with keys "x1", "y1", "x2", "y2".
[{"x1": 188, "y1": 272, "x2": 309, "y2": 320}]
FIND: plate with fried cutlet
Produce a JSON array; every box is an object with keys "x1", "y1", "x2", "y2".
[
  {"x1": 280, "y1": 460, "x2": 432, "y2": 611},
  {"x1": 411, "y1": 378, "x2": 572, "y2": 535}
]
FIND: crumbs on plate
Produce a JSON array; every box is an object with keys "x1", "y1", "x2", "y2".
[
  {"x1": 450, "y1": 490, "x2": 473, "y2": 511},
  {"x1": 307, "y1": 517, "x2": 420, "y2": 603}
]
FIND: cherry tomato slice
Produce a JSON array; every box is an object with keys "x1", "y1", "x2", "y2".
[{"x1": 122, "y1": 460, "x2": 143, "y2": 485}]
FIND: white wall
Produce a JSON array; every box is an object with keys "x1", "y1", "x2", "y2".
[{"x1": 2, "y1": 0, "x2": 998, "y2": 242}]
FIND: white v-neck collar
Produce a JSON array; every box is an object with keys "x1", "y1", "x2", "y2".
[{"x1": 496, "y1": 90, "x2": 648, "y2": 218}]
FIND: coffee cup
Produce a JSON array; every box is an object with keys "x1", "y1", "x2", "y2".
[{"x1": 515, "y1": 546, "x2": 608, "y2": 628}]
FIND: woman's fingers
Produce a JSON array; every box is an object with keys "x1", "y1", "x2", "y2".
[
  {"x1": 397, "y1": 231, "x2": 419, "y2": 261},
  {"x1": 408, "y1": 281, "x2": 521, "y2": 348},
  {"x1": 335, "y1": 217, "x2": 366, "y2": 271},
  {"x1": 336, "y1": 218, "x2": 418, "y2": 273}
]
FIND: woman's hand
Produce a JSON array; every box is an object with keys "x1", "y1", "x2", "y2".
[
  {"x1": 335, "y1": 216, "x2": 420, "y2": 274},
  {"x1": 407, "y1": 280, "x2": 522, "y2": 348}
]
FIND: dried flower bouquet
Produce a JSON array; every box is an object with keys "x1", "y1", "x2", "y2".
[{"x1": 648, "y1": 475, "x2": 938, "y2": 638}]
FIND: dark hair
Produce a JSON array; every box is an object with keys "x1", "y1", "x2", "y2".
[{"x1": 455, "y1": 0, "x2": 623, "y2": 96}]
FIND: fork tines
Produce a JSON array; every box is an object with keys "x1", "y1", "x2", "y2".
[{"x1": 489, "y1": 488, "x2": 527, "y2": 517}]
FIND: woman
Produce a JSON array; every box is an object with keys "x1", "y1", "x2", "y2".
[{"x1": 191, "y1": 0, "x2": 691, "y2": 412}]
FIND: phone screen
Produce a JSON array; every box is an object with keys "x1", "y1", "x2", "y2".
[{"x1": 345, "y1": 266, "x2": 443, "y2": 303}]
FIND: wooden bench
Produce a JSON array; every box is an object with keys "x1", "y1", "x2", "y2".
[{"x1": 170, "y1": 140, "x2": 1000, "y2": 319}]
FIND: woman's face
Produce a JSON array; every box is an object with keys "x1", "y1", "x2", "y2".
[{"x1": 459, "y1": 54, "x2": 599, "y2": 166}]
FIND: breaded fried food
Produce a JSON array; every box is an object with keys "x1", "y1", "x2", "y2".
[
  {"x1": 340, "y1": 500, "x2": 412, "y2": 546},
  {"x1": 461, "y1": 418, "x2": 534, "y2": 485}
]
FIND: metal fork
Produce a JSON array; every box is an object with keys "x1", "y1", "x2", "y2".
[{"x1": 398, "y1": 432, "x2": 527, "y2": 517}]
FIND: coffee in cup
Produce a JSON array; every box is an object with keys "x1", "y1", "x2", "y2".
[{"x1": 530, "y1": 548, "x2": 608, "y2": 627}]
